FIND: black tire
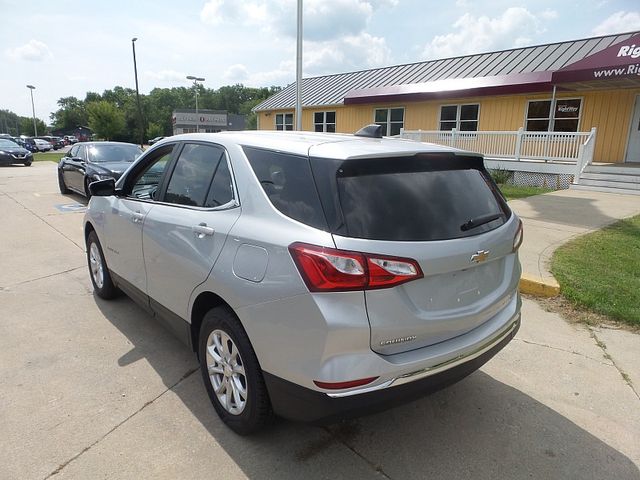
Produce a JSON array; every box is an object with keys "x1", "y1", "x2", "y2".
[
  {"x1": 24, "y1": 160, "x2": 32, "y2": 167},
  {"x1": 199, "y1": 307, "x2": 273, "y2": 435},
  {"x1": 86, "y1": 230, "x2": 118, "y2": 299},
  {"x1": 58, "y1": 170, "x2": 70, "y2": 194}
]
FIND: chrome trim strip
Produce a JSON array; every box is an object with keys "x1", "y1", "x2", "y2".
[{"x1": 326, "y1": 314, "x2": 520, "y2": 398}]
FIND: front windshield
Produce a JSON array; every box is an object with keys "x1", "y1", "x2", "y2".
[
  {"x1": 0, "y1": 139, "x2": 18, "y2": 148},
  {"x1": 87, "y1": 144, "x2": 143, "y2": 163}
]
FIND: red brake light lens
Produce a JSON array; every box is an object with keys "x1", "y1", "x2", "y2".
[{"x1": 289, "y1": 243, "x2": 423, "y2": 292}]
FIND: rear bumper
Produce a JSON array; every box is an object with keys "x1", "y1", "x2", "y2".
[{"x1": 264, "y1": 313, "x2": 520, "y2": 424}]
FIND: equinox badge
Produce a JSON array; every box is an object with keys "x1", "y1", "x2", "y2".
[{"x1": 470, "y1": 250, "x2": 490, "y2": 263}]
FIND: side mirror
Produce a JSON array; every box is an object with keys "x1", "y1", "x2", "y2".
[{"x1": 89, "y1": 178, "x2": 116, "y2": 197}]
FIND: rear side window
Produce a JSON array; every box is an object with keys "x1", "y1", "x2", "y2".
[
  {"x1": 243, "y1": 146, "x2": 328, "y2": 230},
  {"x1": 311, "y1": 154, "x2": 510, "y2": 241},
  {"x1": 164, "y1": 144, "x2": 225, "y2": 207}
]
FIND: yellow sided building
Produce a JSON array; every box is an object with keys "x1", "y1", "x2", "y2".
[{"x1": 254, "y1": 31, "x2": 640, "y2": 190}]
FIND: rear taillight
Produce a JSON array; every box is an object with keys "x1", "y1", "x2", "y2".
[
  {"x1": 513, "y1": 219, "x2": 523, "y2": 251},
  {"x1": 289, "y1": 243, "x2": 423, "y2": 292}
]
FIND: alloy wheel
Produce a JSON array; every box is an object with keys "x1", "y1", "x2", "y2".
[
  {"x1": 205, "y1": 329, "x2": 248, "y2": 415},
  {"x1": 89, "y1": 242, "x2": 104, "y2": 289}
]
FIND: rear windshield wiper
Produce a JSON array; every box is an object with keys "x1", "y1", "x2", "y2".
[{"x1": 460, "y1": 213, "x2": 504, "y2": 232}]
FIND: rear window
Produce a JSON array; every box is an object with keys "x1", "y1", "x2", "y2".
[
  {"x1": 88, "y1": 144, "x2": 143, "y2": 163},
  {"x1": 243, "y1": 146, "x2": 328, "y2": 230},
  {"x1": 311, "y1": 154, "x2": 510, "y2": 241}
]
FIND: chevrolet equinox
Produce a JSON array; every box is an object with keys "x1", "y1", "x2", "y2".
[{"x1": 84, "y1": 128, "x2": 522, "y2": 434}]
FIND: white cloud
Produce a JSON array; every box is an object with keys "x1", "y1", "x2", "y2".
[
  {"x1": 200, "y1": 0, "x2": 396, "y2": 81},
  {"x1": 455, "y1": 0, "x2": 471, "y2": 8},
  {"x1": 223, "y1": 64, "x2": 250, "y2": 82},
  {"x1": 5, "y1": 39, "x2": 53, "y2": 62},
  {"x1": 145, "y1": 69, "x2": 188, "y2": 84},
  {"x1": 422, "y1": 7, "x2": 551, "y2": 59},
  {"x1": 279, "y1": 0, "x2": 372, "y2": 41},
  {"x1": 249, "y1": 60, "x2": 296, "y2": 87},
  {"x1": 304, "y1": 33, "x2": 392, "y2": 74},
  {"x1": 592, "y1": 11, "x2": 640, "y2": 36},
  {"x1": 200, "y1": 0, "x2": 395, "y2": 41},
  {"x1": 200, "y1": 0, "x2": 268, "y2": 26}
]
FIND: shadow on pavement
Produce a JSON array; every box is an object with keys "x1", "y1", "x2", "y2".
[
  {"x1": 513, "y1": 193, "x2": 619, "y2": 230},
  {"x1": 96, "y1": 296, "x2": 640, "y2": 480}
]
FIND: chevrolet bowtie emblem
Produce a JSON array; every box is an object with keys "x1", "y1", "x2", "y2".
[{"x1": 470, "y1": 250, "x2": 490, "y2": 263}]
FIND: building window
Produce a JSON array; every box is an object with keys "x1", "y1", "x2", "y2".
[
  {"x1": 275, "y1": 113, "x2": 294, "y2": 131},
  {"x1": 374, "y1": 108, "x2": 404, "y2": 136},
  {"x1": 439, "y1": 104, "x2": 479, "y2": 131},
  {"x1": 526, "y1": 99, "x2": 582, "y2": 132},
  {"x1": 314, "y1": 111, "x2": 336, "y2": 132}
]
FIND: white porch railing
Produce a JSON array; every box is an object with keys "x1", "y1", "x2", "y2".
[{"x1": 400, "y1": 127, "x2": 597, "y2": 166}]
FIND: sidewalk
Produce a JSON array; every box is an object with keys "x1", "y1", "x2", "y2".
[{"x1": 509, "y1": 188, "x2": 640, "y2": 297}]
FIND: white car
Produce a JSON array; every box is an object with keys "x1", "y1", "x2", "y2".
[{"x1": 33, "y1": 138, "x2": 52, "y2": 152}]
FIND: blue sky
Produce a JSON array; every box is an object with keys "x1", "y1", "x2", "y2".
[{"x1": 1, "y1": 0, "x2": 639, "y2": 122}]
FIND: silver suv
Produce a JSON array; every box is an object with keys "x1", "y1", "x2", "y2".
[{"x1": 84, "y1": 130, "x2": 522, "y2": 434}]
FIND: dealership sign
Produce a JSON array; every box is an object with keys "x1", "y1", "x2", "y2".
[
  {"x1": 553, "y1": 33, "x2": 640, "y2": 83},
  {"x1": 172, "y1": 112, "x2": 227, "y2": 126}
]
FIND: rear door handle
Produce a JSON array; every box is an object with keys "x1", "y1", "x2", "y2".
[
  {"x1": 192, "y1": 223, "x2": 214, "y2": 237},
  {"x1": 131, "y1": 211, "x2": 145, "y2": 224}
]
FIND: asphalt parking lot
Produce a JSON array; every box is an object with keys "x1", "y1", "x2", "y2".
[{"x1": 1, "y1": 162, "x2": 639, "y2": 480}]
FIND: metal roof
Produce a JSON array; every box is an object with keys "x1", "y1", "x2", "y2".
[{"x1": 254, "y1": 31, "x2": 639, "y2": 112}]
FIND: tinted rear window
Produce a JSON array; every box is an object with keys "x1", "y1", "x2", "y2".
[
  {"x1": 311, "y1": 154, "x2": 510, "y2": 241},
  {"x1": 243, "y1": 146, "x2": 328, "y2": 230}
]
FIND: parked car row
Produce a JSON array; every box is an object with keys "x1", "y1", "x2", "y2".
[
  {"x1": 0, "y1": 133, "x2": 76, "y2": 153},
  {"x1": 75, "y1": 129, "x2": 523, "y2": 434}
]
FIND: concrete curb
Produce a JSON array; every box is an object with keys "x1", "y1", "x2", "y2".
[{"x1": 519, "y1": 274, "x2": 560, "y2": 297}]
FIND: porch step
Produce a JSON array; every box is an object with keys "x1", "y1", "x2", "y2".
[
  {"x1": 580, "y1": 172, "x2": 640, "y2": 184},
  {"x1": 578, "y1": 179, "x2": 640, "y2": 191},
  {"x1": 583, "y1": 164, "x2": 640, "y2": 174},
  {"x1": 570, "y1": 184, "x2": 640, "y2": 195},
  {"x1": 572, "y1": 164, "x2": 640, "y2": 195}
]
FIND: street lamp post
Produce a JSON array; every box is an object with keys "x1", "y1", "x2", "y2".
[
  {"x1": 131, "y1": 37, "x2": 144, "y2": 148},
  {"x1": 26, "y1": 85, "x2": 37, "y2": 136},
  {"x1": 186, "y1": 75, "x2": 205, "y2": 133}
]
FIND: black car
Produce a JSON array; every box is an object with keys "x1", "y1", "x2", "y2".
[
  {"x1": 58, "y1": 142, "x2": 143, "y2": 197},
  {"x1": 0, "y1": 138, "x2": 33, "y2": 166}
]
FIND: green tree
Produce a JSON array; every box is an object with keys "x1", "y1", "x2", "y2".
[
  {"x1": 87, "y1": 101, "x2": 125, "y2": 140},
  {"x1": 19, "y1": 117, "x2": 47, "y2": 136},
  {"x1": 147, "y1": 121, "x2": 164, "y2": 139},
  {"x1": 50, "y1": 96, "x2": 88, "y2": 131},
  {"x1": 0, "y1": 109, "x2": 22, "y2": 135}
]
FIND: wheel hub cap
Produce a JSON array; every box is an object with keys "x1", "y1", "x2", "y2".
[
  {"x1": 205, "y1": 329, "x2": 248, "y2": 415},
  {"x1": 89, "y1": 243, "x2": 104, "y2": 289}
]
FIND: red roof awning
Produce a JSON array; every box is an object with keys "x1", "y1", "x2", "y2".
[
  {"x1": 343, "y1": 71, "x2": 553, "y2": 105},
  {"x1": 552, "y1": 33, "x2": 640, "y2": 83}
]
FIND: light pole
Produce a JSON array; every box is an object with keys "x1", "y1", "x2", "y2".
[
  {"x1": 131, "y1": 37, "x2": 144, "y2": 147},
  {"x1": 186, "y1": 75, "x2": 205, "y2": 133},
  {"x1": 295, "y1": 0, "x2": 303, "y2": 130},
  {"x1": 26, "y1": 85, "x2": 37, "y2": 136}
]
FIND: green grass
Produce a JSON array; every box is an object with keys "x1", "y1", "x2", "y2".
[
  {"x1": 498, "y1": 184, "x2": 552, "y2": 200},
  {"x1": 33, "y1": 151, "x2": 64, "y2": 162},
  {"x1": 551, "y1": 215, "x2": 640, "y2": 326}
]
